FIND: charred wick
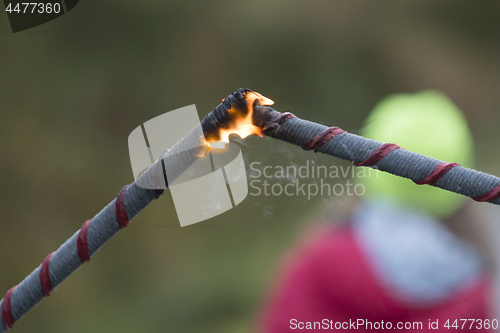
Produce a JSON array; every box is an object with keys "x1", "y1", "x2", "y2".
[
  {"x1": 201, "y1": 88, "x2": 253, "y2": 142},
  {"x1": 253, "y1": 105, "x2": 280, "y2": 134}
]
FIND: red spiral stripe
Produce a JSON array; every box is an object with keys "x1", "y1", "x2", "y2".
[
  {"x1": 302, "y1": 127, "x2": 346, "y2": 151},
  {"x1": 115, "y1": 185, "x2": 130, "y2": 229},
  {"x1": 2, "y1": 286, "x2": 17, "y2": 331},
  {"x1": 473, "y1": 184, "x2": 500, "y2": 203},
  {"x1": 77, "y1": 220, "x2": 91, "y2": 263},
  {"x1": 272, "y1": 112, "x2": 296, "y2": 125},
  {"x1": 414, "y1": 162, "x2": 461, "y2": 185},
  {"x1": 354, "y1": 143, "x2": 401, "y2": 167},
  {"x1": 40, "y1": 252, "x2": 55, "y2": 296}
]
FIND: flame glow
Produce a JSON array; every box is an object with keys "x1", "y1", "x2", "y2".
[{"x1": 209, "y1": 91, "x2": 274, "y2": 148}]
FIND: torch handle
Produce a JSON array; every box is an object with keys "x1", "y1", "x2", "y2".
[
  {"x1": 0, "y1": 88, "x2": 254, "y2": 332},
  {"x1": 255, "y1": 106, "x2": 500, "y2": 205}
]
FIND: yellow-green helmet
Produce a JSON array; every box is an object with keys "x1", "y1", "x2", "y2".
[{"x1": 358, "y1": 91, "x2": 474, "y2": 218}]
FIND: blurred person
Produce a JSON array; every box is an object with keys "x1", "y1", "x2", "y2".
[{"x1": 257, "y1": 91, "x2": 494, "y2": 332}]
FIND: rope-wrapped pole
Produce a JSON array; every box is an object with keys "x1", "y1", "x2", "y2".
[
  {"x1": 1, "y1": 88, "x2": 500, "y2": 331},
  {"x1": 252, "y1": 105, "x2": 500, "y2": 205},
  {"x1": 0, "y1": 88, "x2": 255, "y2": 332}
]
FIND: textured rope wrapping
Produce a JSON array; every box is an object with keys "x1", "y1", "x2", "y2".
[
  {"x1": 0, "y1": 88, "x2": 253, "y2": 331},
  {"x1": 1, "y1": 88, "x2": 499, "y2": 331},
  {"x1": 254, "y1": 106, "x2": 500, "y2": 205}
]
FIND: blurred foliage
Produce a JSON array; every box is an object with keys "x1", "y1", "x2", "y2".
[{"x1": 1, "y1": 1, "x2": 500, "y2": 332}]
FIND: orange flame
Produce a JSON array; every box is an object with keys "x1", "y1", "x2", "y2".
[{"x1": 208, "y1": 92, "x2": 274, "y2": 148}]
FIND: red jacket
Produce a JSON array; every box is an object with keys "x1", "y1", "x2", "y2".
[{"x1": 259, "y1": 225, "x2": 492, "y2": 332}]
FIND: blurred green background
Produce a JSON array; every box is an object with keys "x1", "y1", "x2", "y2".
[{"x1": 1, "y1": 1, "x2": 500, "y2": 332}]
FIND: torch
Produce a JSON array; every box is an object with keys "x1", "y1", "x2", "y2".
[{"x1": 1, "y1": 88, "x2": 499, "y2": 331}]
